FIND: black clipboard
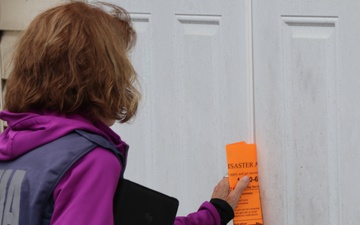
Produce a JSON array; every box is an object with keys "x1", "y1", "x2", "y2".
[{"x1": 113, "y1": 179, "x2": 179, "y2": 225}]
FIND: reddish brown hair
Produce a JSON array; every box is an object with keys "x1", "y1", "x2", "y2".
[{"x1": 5, "y1": 1, "x2": 140, "y2": 123}]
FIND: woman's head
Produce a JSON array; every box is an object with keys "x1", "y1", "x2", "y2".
[{"x1": 5, "y1": 1, "x2": 140, "y2": 123}]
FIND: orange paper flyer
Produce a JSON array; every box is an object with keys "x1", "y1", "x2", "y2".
[{"x1": 226, "y1": 141, "x2": 263, "y2": 225}]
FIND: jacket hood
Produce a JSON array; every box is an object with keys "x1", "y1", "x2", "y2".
[{"x1": 0, "y1": 110, "x2": 128, "y2": 161}]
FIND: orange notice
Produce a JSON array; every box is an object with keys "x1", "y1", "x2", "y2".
[{"x1": 226, "y1": 142, "x2": 263, "y2": 225}]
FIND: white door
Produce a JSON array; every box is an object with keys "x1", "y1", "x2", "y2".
[
  {"x1": 253, "y1": 0, "x2": 360, "y2": 224},
  {"x1": 0, "y1": 0, "x2": 253, "y2": 218},
  {"x1": 108, "y1": 0, "x2": 253, "y2": 216}
]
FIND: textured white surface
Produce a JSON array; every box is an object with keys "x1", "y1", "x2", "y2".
[
  {"x1": 253, "y1": 0, "x2": 360, "y2": 224},
  {"x1": 110, "y1": 0, "x2": 252, "y2": 217}
]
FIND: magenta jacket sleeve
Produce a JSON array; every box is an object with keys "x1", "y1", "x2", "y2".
[
  {"x1": 50, "y1": 146, "x2": 221, "y2": 225},
  {"x1": 174, "y1": 202, "x2": 221, "y2": 225},
  {"x1": 51, "y1": 147, "x2": 121, "y2": 225}
]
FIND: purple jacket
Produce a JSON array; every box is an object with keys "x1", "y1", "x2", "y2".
[{"x1": 0, "y1": 111, "x2": 220, "y2": 225}]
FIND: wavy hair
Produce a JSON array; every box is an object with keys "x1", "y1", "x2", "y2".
[{"x1": 4, "y1": 1, "x2": 140, "y2": 123}]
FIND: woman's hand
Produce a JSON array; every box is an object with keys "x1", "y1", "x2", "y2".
[{"x1": 211, "y1": 176, "x2": 250, "y2": 209}]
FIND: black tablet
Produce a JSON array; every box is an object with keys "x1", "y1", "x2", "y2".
[{"x1": 113, "y1": 179, "x2": 179, "y2": 225}]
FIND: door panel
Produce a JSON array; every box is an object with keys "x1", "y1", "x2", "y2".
[
  {"x1": 253, "y1": 1, "x2": 360, "y2": 224},
  {"x1": 109, "y1": 0, "x2": 252, "y2": 216}
]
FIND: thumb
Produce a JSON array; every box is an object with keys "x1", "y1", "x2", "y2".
[{"x1": 227, "y1": 176, "x2": 250, "y2": 209}]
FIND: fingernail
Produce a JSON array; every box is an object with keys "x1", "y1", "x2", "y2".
[{"x1": 241, "y1": 176, "x2": 250, "y2": 183}]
